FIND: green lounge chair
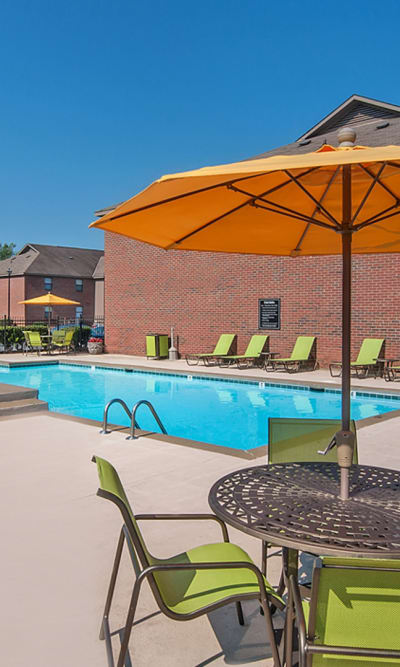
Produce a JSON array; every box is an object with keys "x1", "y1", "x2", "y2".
[
  {"x1": 262, "y1": 418, "x2": 358, "y2": 592},
  {"x1": 291, "y1": 557, "x2": 400, "y2": 666},
  {"x1": 185, "y1": 333, "x2": 236, "y2": 366},
  {"x1": 22, "y1": 330, "x2": 45, "y2": 355},
  {"x1": 218, "y1": 334, "x2": 269, "y2": 369},
  {"x1": 267, "y1": 336, "x2": 317, "y2": 372},
  {"x1": 329, "y1": 337, "x2": 385, "y2": 378},
  {"x1": 92, "y1": 455, "x2": 283, "y2": 667}
]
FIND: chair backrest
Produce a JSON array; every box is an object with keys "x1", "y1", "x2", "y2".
[
  {"x1": 268, "y1": 418, "x2": 358, "y2": 464},
  {"x1": 212, "y1": 333, "x2": 236, "y2": 355},
  {"x1": 289, "y1": 336, "x2": 316, "y2": 360},
  {"x1": 92, "y1": 455, "x2": 152, "y2": 568},
  {"x1": 354, "y1": 338, "x2": 384, "y2": 365},
  {"x1": 64, "y1": 329, "x2": 74, "y2": 345},
  {"x1": 307, "y1": 558, "x2": 400, "y2": 659},
  {"x1": 244, "y1": 334, "x2": 269, "y2": 357},
  {"x1": 52, "y1": 329, "x2": 66, "y2": 343},
  {"x1": 25, "y1": 330, "x2": 42, "y2": 346}
]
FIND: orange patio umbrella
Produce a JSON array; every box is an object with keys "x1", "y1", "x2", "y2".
[
  {"x1": 19, "y1": 293, "x2": 81, "y2": 332},
  {"x1": 19, "y1": 293, "x2": 81, "y2": 306},
  {"x1": 90, "y1": 127, "x2": 400, "y2": 500}
]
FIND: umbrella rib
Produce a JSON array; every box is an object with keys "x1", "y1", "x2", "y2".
[
  {"x1": 353, "y1": 203, "x2": 400, "y2": 229},
  {"x1": 283, "y1": 170, "x2": 340, "y2": 228},
  {"x1": 252, "y1": 202, "x2": 337, "y2": 231},
  {"x1": 292, "y1": 166, "x2": 341, "y2": 253},
  {"x1": 168, "y1": 170, "x2": 324, "y2": 247},
  {"x1": 350, "y1": 163, "x2": 387, "y2": 225},
  {"x1": 358, "y1": 164, "x2": 400, "y2": 205},
  {"x1": 354, "y1": 208, "x2": 400, "y2": 232},
  {"x1": 230, "y1": 184, "x2": 338, "y2": 229}
]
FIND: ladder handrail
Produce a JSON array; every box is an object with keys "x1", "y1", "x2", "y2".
[
  {"x1": 100, "y1": 397, "x2": 166, "y2": 440},
  {"x1": 129, "y1": 400, "x2": 167, "y2": 440},
  {"x1": 100, "y1": 398, "x2": 140, "y2": 434}
]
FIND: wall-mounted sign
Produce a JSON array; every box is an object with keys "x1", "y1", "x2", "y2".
[{"x1": 259, "y1": 298, "x2": 281, "y2": 330}]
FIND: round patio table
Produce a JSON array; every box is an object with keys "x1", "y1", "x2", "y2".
[{"x1": 209, "y1": 462, "x2": 400, "y2": 665}]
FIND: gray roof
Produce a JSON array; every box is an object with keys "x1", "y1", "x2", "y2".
[
  {"x1": 0, "y1": 244, "x2": 104, "y2": 278},
  {"x1": 247, "y1": 94, "x2": 400, "y2": 161},
  {"x1": 92, "y1": 256, "x2": 104, "y2": 279}
]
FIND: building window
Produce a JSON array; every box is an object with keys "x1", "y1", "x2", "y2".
[
  {"x1": 44, "y1": 277, "x2": 52, "y2": 291},
  {"x1": 75, "y1": 306, "x2": 83, "y2": 322},
  {"x1": 75, "y1": 279, "x2": 83, "y2": 292}
]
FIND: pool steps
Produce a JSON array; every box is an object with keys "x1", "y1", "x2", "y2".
[{"x1": 0, "y1": 383, "x2": 48, "y2": 417}]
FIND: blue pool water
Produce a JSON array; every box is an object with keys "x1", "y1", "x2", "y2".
[{"x1": 1, "y1": 363, "x2": 400, "y2": 450}]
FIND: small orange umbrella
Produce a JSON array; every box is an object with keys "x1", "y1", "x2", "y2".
[
  {"x1": 19, "y1": 293, "x2": 80, "y2": 306},
  {"x1": 19, "y1": 293, "x2": 81, "y2": 333}
]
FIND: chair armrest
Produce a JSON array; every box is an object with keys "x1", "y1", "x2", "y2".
[{"x1": 135, "y1": 513, "x2": 229, "y2": 541}]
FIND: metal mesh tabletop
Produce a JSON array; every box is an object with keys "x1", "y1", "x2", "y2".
[{"x1": 209, "y1": 463, "x2": 400, "y2": 557}]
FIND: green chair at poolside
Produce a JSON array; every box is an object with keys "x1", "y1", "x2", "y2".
[
  {"x1": 262, "y1": 418, "x2": 358, "y2": 588},
  {"x1": 92, "y1": 455, "x2": 283, "y2": 667},
  {"x1": 22, "y1": 330, "x2": 45, "y2": 355},
  {"x1": 185, "y1": 333, "x2": 236, "y2": 366},
  {"x1": 291, "y1": 557, "x2": 400, "y2": 666},
  {"x1": 329, "y1": 337, "x2": 385, "y2": 379},
  {"x1": 267, "y1": 336, "x2": 317, "y2": 372},
  {"x1": 218, "y1": 334, "x2": 269, "y2": 369},
  {"x1": 51, "y1": 328, "x2": 75, "y2": 353},
  {"x1": 268, "y1": 417, "x2": 358, "y2": 465}
]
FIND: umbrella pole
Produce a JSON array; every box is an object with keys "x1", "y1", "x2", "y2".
[{"x1": 339, "y1": 165, "x2": 353, "y2": 500}]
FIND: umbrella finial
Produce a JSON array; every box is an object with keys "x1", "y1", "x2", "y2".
[{"x1": 337, "y1": 126, "x2": 356, "y2": 147}]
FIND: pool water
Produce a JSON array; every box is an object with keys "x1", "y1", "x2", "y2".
[{"x1": 1, "y1": 363, "x2": 400, "y2": 450}]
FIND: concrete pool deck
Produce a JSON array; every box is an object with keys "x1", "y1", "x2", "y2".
[{"x1": 1, "y1": 353, "x2": 400, "y2": 665}]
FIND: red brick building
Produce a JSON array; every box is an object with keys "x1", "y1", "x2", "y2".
[
  {"x1": 99, "y1": 96, "x2": 400, "y2": 366},
  {"x1": 0, "y1": 244, "x2": 104, "y2": 324}
]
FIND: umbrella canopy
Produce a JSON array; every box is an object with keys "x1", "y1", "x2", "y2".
[
  {"x1": 19, "y1": 293, "x2": 80, "y2": 306},
  {"x1": 90, "y1": 130, "x2": 400, "y2": 500}
]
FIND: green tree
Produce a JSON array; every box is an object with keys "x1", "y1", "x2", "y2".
[{"x1": 0, "y1": 243, "x2": 16, "y2": 260}]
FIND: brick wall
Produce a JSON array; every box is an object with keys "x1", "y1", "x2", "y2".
[
  {"x1": 0, "y1": 276, "x2": 25, "y2": 319},
  {"x1": 105, "y1": 232, "x2": 400, "y2": 366}
]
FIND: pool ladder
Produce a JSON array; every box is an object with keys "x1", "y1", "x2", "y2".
[{"x1": 100, "y1": 398, "x2": 167, "y2": 440}]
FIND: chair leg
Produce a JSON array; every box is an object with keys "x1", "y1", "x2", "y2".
[
  {"x1": 260, "y1": 596, "x2": 281, "y2": 667},
  {"x1": 100, "y1": 528, "x2": 125, "y2": 640},
  {"x1": 117, "y1": 577, "x2": 142, "y2": 667},
  {"x1": 236, "y1": 601, "x2": 244, "y2": 626}
]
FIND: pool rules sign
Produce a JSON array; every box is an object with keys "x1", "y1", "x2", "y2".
[{"x1": 259, "y1": 298, "x2": 281, "y2": 330}]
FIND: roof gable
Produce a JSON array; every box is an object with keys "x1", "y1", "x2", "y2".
[
  {"x1": 0, "y1": 244, "x2": 104, "y2": 278},
  {"x1": 297, "y1": 95, "x2": 400, "y2": 141}
]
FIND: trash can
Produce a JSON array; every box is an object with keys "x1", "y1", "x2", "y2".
[{"x1": 146, "y1": 333, "x2": 169, "y2": 359}]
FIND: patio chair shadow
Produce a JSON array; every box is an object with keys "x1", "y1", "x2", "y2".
[{"x1": 205, "y1": 599, "x2": 284, "y2": 665}]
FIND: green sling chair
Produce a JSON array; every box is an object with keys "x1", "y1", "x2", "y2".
[
  {"x1": 185, "y1": 333, "x2": 236, "y2": 366},
  {"x1": 92, "y1": 455, "x2": 283, "y2": 667},
  {"x1": 267, "y1": 336, "x2": 317, "y2": 373},
  {"x1": 22, "y1": 330, "x2": 45, "y2": 355},
  {"x1": 263, "y1": 418, "x2": 358, "y2": 595},
  {"x1": 329, "y1": 337, "x2": 385, "y2": 379},
  {"x1": 218, "y1": 334, "x2": 269, "y2": 369},
  {"x1": 291, "y1": 557, "x2": 400, "y2": 666},
  {"x1": 51, "y1": 329, "x2": 75, "y2": 353}
]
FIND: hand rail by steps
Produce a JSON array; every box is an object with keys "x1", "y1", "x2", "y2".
[{"x1": 100, "y1": 398, "x2": 167, "y2": 440}]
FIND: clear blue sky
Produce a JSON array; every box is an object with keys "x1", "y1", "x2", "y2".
[{"x1": 1, "y1": 0, "x2": 400, "y2": 252}]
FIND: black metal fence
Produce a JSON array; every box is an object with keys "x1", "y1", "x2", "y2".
[{"x1": 0, "y1": 316, "x2": 105, "y2": 353}]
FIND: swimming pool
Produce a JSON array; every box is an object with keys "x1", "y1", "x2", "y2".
[{"x1": 1, "y1": 363, "x2": 400, "y2": 450}]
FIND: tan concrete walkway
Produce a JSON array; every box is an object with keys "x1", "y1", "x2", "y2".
[{"x1": 1, "y1": 408, "x2": 399, "y2": 666}]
